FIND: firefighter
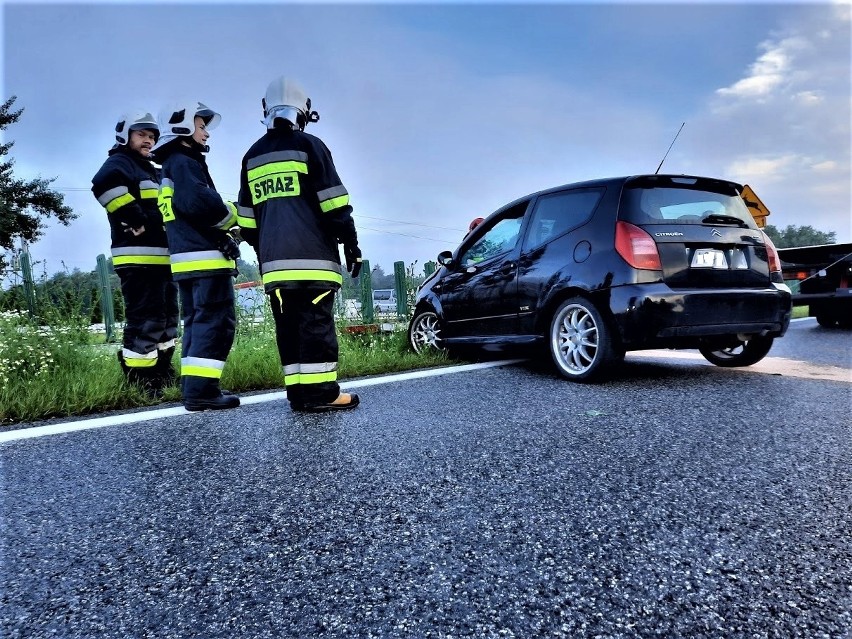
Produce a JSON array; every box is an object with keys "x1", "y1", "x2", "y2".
[
  {"x1": 152, "y1": 101, "x2": 241, "y2": 411},
  {"x1": 91, "y1": 110, "x2": 179, "y2": 397},
  {"x1": 237, "y1": 77, "x2": 361, "y2": 412}
]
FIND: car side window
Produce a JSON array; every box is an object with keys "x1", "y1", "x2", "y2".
[
  {"x1": 461, "y1": 204, "x2": 526, "y2": 266},
  {"x1": 523, "y1": 189, "x2": 604, "y2": 249}
]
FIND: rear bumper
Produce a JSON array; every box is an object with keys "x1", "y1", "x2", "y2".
[{"x1": 609, "y1": 283, "x2": 792, "y2": 347}]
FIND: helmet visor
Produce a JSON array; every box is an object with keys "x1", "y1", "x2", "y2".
[{"x1": 196, "y1": 108, "x2": 221, "y2": 131}]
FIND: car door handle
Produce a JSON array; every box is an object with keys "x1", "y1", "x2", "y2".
[{"x1": 500, "y1": 261, "x2": 517, "y2": 275}]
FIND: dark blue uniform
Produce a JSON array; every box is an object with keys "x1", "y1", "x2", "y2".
[
  {"x1": 237, "y1": 127, "x2": 358, "y2": 408},
  {"x1": 91, "y1": 145, "x2": 179, "y2": 389},
  {"x1": 156, "y1": 143, "x2": 238, "y2": 403}
]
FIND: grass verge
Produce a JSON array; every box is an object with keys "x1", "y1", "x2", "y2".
[{"x1": 0, "y1": 311, "x2": 448, "y2": 425}]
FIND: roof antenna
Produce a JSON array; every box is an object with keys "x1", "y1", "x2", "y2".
[{"x1": 655, "y1": 122, "x2": 685, "y2": 174}]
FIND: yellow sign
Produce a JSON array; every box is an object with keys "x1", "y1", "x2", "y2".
[{"x1": 740, "y1": 184, "x2": 771, "y2": 228}]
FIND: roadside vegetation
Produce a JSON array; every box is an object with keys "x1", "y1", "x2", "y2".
[{"x1": 0, "y1": 303, "x2": 450, "y2": 426}]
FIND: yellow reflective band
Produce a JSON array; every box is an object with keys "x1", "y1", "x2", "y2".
[
  {"x1": 319, "y1": 194, "x2": 350, "y2": 213},
  {"x1": 284, "y1": 373, "x2": 300, "y2": 385},
  {"x1": 312, "y1": 290, "x2": 332, "y2": 305},
  {"x1": 237, "y1": 215, "x2": 257, "y2": 229},
  {"x1": 113, "y1": 255, "x2": 171, "y2": 267},
  {"x1": 247, "y1": 161, "x2": 307, "y2": 181},
  {"x1": 139, "y1": 189, "x2": 159, "y2": 199},
  {"x1": 300, "y1": 371, "x2": 337, "y2": 385},
  {"x1": 220, "y1": 209, "x2": 238, "y2": 229},
  {"x1": 158, "y1": 189, "x2": 175, "y2": 222},
  {"x1": 171, "y1": 258, "x2": 235, "y2": 273},
  {"x1": 262, "y1": 270, "x2": 343, "y2": 286},
  {"x1": 181, "y1": 365, "x2": 223, "y2": 379},
  {"x1": 125, "y1": 357, "x2": 158, "y2": 368},
  {"x1": 106, "y1": 193, "x2": 135, "y2": 213}
]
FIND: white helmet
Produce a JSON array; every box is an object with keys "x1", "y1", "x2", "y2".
[
  {"x1": 153, "y1": 101, "x2": 221, "y2": 150},
  {"x1": 114, "y1": 110, "x2": 159, "y2": 146},
  {"x1": 262, "y1": 77, "x2": 319, "y2": 130}
]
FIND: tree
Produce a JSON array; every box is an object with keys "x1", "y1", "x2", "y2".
[
  {"x1": 763, "y1": 224, "x2": 837, "y2": 249},
  {"x1": 0, "y1": 96, "x2": 76, "y2": 272},
  {"x1": 235, "y1": 258, "x2": 260, "y2": 284}
]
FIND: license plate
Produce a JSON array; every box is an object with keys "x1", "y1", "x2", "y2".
[{"x1": 691, "y1": 248, "x2": 728, "y2": 269}]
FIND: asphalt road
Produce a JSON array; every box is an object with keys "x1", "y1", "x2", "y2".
[{"x1": 1, "y1": 319, "x2": 850, "y2": 638}]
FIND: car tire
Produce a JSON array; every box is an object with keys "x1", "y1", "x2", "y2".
[
  {"x1": 698, "y1": 335, "x2": 774, "y2": 367},
  {"x1": 549, "y1": 297, "x2": 620, "y2": 382},
  {"x1": 408, "y1": 310, "x2": 446, "y2": 354}
]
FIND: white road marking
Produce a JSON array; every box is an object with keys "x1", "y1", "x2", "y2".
[{"x1": 0, "y1": 360, "x2": 525, "y2": 444}]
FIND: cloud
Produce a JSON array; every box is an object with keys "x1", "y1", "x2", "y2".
[
  {"x1": 724, "y1": 155, "x2": 797, "y2": 182},
  {"x1": 715, "y1": 37, "x2": 813, "y2": 102},
  {"x1": 793, "y1": 90, "x2": 823, "y2": 105}
]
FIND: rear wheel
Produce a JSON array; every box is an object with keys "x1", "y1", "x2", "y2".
[
  {"x1": 816, "y1": 312, "x2": 838, "y2": 328},
  {"x1": 408, "y1": 310, "x2": 446, "y2": 354},
  {"x1": 549, "y1": 297, "x2": 620, "y2": 382},
  {"x1": 699, "y1": 335, "x2": 774, "y2": 367}
]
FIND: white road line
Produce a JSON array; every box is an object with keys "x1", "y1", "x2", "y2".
[{"x1": 0, "y1": 360, "x2": 525, "y2": 444}]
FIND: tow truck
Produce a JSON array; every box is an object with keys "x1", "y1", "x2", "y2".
[{"x1": 741, "y1": 185, "x2": 852, "y2": 329}]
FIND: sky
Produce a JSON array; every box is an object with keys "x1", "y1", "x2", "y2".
[{"x1": 2, "y1": 0, "x2": 850, "y2": 280}]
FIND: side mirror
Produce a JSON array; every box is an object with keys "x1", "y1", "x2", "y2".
[{"x1": 437, "y1": 250, "x2": 454, "y2": 267}]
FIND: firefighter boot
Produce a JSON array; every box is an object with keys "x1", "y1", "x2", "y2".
[
  {"x1": 118, "y1": 351, "x2": 164, "y2": 399},
  {"x1": 300, "y1": 392, "x2": 360, "y2": 413},
  {"x1": 155, "y1": 347, "x2": 178, "y2": 390},
  {"x1": 184, "y1": 393, "x2": 241, "y2": 412}
]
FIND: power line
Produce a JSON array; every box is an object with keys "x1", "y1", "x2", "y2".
[
  {"x1": 357, "y1": 225, "x2": 455, "y2": 244},
  {"x1": 355, "y1": 214, "x2": 465, "y2": 233}
]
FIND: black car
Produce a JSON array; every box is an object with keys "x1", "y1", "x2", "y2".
[{"x1": 408, "y1": 174, "x2": 792, "y2": 381}]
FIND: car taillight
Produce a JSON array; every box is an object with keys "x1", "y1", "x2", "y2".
[
  {"x1": 760, "y1": 230, "x2": 781, "y2": 273},
  {"x1": 760, "y1": 230, "x2": 785, "y2": 283},
  {"x1": 615, "y1": 221, "x2": 662, "y2": 270}
]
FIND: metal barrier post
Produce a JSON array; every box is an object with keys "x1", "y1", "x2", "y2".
[
  {"x1": 424, "y1": 261, "x2": 437, "y2": 277},
  {"x1": 393, "y1": 261, "x2": 408, "y2": 317},
  {"x1": 96, "y1": 254, "x2": 116, "y2": 342},
  {"x1": 359, "y1": 260, "x2": 374, "y2": 324},
  {"x1": 20, "y1": 249, "x2": 36, "y2": 320}
]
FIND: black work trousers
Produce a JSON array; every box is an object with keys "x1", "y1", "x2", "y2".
[
  {"x1": 117, "y1": 266, "x2": 179, "y2": 362},
  {"x1": 178, "y1": 275, "x2": 236, "y2": 400},
  {"x1": 269, "y1": 288, "x2": 340, "y2": 407}
]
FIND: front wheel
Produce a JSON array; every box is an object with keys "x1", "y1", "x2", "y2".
[
  {"x1": 408, "y1": 310, "x2": 446, "y2": 354},
  {"x1": 699, "y1": 335, "x2": 774, "y2": 367},
  {"x1": 549, "y1": 297, "x2": 621, "y2": 382}
]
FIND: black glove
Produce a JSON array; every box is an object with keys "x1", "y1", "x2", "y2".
[
  {"x1": 219, "y1": 234, "x2": 241, "y2": 261},
  {"x1": 344, "y1": 243, "x2": 362, "y2": 279}
]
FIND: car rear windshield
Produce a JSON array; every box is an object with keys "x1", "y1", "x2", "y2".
[
  {"x1": 373, "y1": 290, "x2": 393, "y2": 300},
  {"x1": 619, "y1": 176, "x2": 755, "y2": 226}
]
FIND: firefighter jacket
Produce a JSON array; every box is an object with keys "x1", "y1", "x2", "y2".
[
  {"x1": 155, "y1": 143, "x2": 238, "y2": 281},
  {"x1": 91, "y1": 146, "x2": 170, "y2": 270},
  {"x1": 236, "y1": 128, "x2": 358, "y2": 293}
]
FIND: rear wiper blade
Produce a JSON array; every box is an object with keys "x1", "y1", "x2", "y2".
[{"x1": 702, "y1": 213, "x2": 749, "y2": 228}]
